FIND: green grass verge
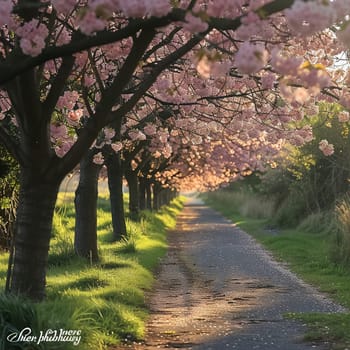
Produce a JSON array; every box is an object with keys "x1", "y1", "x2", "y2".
[
  {"x1": 0, "y1": 192, "x2": 185, "y2": 349},
  {"x1": 204, "y1": 191, "x2": 350, "y2": 350}
]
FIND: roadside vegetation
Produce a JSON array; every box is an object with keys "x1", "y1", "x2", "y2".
[
  {"x1": 204, "y1": 189, "x2": 350, "y2": 350},
  {"x1": 204, "y1": 104, "x2": 350, "y2": 350},
  {"x1": 0, "y1": 192, "x2": 184, "y2": 349}
]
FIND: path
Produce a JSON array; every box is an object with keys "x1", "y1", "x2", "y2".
[{"x1": 121, "y1": 198, "x2": 345, "y2": 350}]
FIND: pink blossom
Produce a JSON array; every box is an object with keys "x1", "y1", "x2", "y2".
[
  {"x1": 119, "y1": 0, "x2": 171, "y2": 18},
  {"x1": 50, "y1": 124, "x2": 68, "y2": 140},
  {"x1": 55, "y1": 140, "x2": 74, "y2": 158},
  {"x1": 103, "y1": 39, "x2": 132, "y2": 59},
  {"x1": 333, "y1": 0, "x2": 349, "y2": 21},
  {"x1": 67, "y1": 109, "x2": 83, "y2": 126},
  {"x1": 89, "y1": 0, "x2": 117, "y2": 12},
  {"x1": 16, "y1": 19, "x2": 49, "y2": 57},
  {"x1": 128, "y1": 129, "x2": 146, "y2": 141},
  {"x1": 338, "y1": 111, "x2": 350, "y2": 123},
  {"x1": 158, "y1": 130, "x2": 169, "y2": 143},
  {"x1": 83, "y1": 75, "x2": 96, "y2": 87},
  {"x1": 248, "y1": 128, "x2": 260, "y2": 138},
  {"x1": 145, "y1": 0, "x2": 172, "y2": 17},
  {"x1": 319, "y1": 139, "x2": 334, "y2": 156},
  {"x1": 118, "y1": 0, "x2": 148, "y2": 18},
  {"x1": 153, "y1": 150, "x2": 162, "y2": 158},
  {"x1": 207, "y1": 0, "x2": 228, "y2": 17},
  {"x1": 293, "y1": 87, "x2": 310, "y2": 104},
  {"x1": 210, "y1": 60, "x2": 231, "y2": 76},
  {"x1": 143, "y1": 124, "x2": 157, "y2": 136},
  {"x1": 163, "y1": 143, "x2": 172, "y2": 158},
  {"x1": 77, "y1": 10, "x2": 107, "y2": 35},
  {"x1": 236, "y1": 12, "x2": 264, "y2": 40},
  {"x1": 339, "y1": 92, "x2": 350, "y2": 110},
  {"x1": 57, "y1": 91, "x2": 80, "y2": 110},
  {"x1": 51, "y1": 0, "x2": 77, "y2": 15},
  {"x1": 191, "y1": 135, "x2": 202, "y2": 145},
  {"x1": 298, "y1": 66, "x2": 331, "y2": 91},
  {"x1": 207, "y1": 0, "x2": 243, "y2": 18},
  {"x1": 337, "y1": 22, "x2": 350, "y2": 49},
  {"x1": 74, "y1": 51, "x2": 89, "y2": 67},
  {"x1": 56, "y1": 26, "x2": 71, "y2": 46},
  {"x1": 261, "y1": 72, "x2": 276, "y2": 90},
  {"x1": 93, "y1": 152, "x2": 104, "y2": 165},
  {"x1": 0, "y1": 92, "x2": 11, "y2": 112},
  {"x1": 196, "y1": 55, "x2": 211, "y2": 78},
  {"x1": 270, "y1": 49, "x2": 303, "y2": 76},
  {"x1": 0, "y1": 0, "x2": 13, "y2": 27},
  {"x1": 156, "y1": 78, "x2": 171, "y2": 91},
  {"x1": 298, "y1": 126, "x2": 314, "y2": 142},
  {"x1": 182, "y1": 13, "x2": 208, "y2": 34},
  {"x1": 234, "y1": 42, "x2": 268, "y2": 75},
  {"x1": 111, "y1": 142, "x2": 123, "y2": 152},
  {"x1": 103, "y1": 127, "x2": 116, "y2": 142},
  {"x1": 284, "y1": 0, "x2": 335, "y2": 37},
  {"x1": 170, "y1": 129, "x2": 179, "y2": 137}
]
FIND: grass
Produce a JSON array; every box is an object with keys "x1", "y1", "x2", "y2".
[
  {"x1": 0, "y1": 191, "x2": 185, "y2": 349},
  {"x1": 204, "y1": 189, "x2": 350, "y2": 350}
]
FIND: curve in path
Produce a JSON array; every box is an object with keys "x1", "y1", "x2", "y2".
[{"x1": 120, "y1": 198, "x2": 345, "y2": 350}]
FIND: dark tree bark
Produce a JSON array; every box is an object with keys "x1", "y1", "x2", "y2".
[
  {"x1": 139, "y1": 176, "x2": 146, "y2": 211},
  {"x1": 106, "y1": 151, "x2": 126, "y2": 241},
  {"x1": 145, "y1": 178, "x2": 152, "y2": 210},
  {"x1": 152, "y1": 182, "x2": 162, "y2": 211},
  {"x1": 160, "y1": 188, "x2": 168, "y2": 207},
  {"x1": 125, "y1": 165, "x2": 139, "y2": 220},
  {"x1": 9, "y1": 178, "x2": 60, "y2": 300},
  {"x1": 74, "y1": 152, "x2": 101, "y2": 262}
]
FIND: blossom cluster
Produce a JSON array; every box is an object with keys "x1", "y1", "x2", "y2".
[
  {"x1": 16, "y1": 19, "x2": 49, "y2": 57},
  {"x1": 319, "y1": 139, "x2": 335, "y2": 156},
  {"x1": 3, "y1": 0, "x2": 350, "y2": 191}
]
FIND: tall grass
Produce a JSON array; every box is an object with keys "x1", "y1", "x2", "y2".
[
  {"x1": 0, "y1": 193, "x2": 185, "y2": 349},
  {"x1": 333, "y1": 196, "x2": 350, "y2": 266},
  {"x1": 204, "y1": 190, "x2": 274, "y2": 220},
  {"x1": 297, "y1": 211, "x2": 337, "y2": 235}
]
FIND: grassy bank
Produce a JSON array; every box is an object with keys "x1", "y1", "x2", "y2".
[
  {"x1": 0, "y1": 193, "x2": 184, "y2": 349},
  {"x1": 204, "y1": 190, "x2": 350, "y2": 350}
]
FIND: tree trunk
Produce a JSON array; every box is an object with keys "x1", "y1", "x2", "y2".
[
  {"x1": 139, "y1": 177, "x2": 146, "y2": 211},
  {"x1": 152, "y1": 182, "x2": 161, "y2": 211},
  {"x1": 160, "y1": 188, "x2": 167, "y2": 207},
  {"x1": 145, "y1": 179, "x2": 152, "y2": 211},
  {"x1": 125, "y1": 168, "x2": 139, "y2": 220},
  {"x1": 106, "y1": 151, "x2": 126, "y2": 241},
  {"x1": 74, "y1": 152, "x2": 101, "y2": 262},
  {"x1": 9, "y1": 180, "x2": 60, "y2": 301}
]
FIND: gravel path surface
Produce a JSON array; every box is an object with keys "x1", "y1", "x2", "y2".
[{"x1": 120, "y1": 198, "x2": 345, "y2": 350}]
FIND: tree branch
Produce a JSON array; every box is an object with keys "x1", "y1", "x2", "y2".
[
  {"x1": 41, "y1": 55, "x2": 75, "y2": 121},
  {"x1": 54, "y1": 28, "x2": 156, "y2": 178},
  {"x1": 0, "y1": 0, "x2": 297, "y2": 85},
  {"x1": 113, "y1": 33, "x2": 207, "y2": 121}
]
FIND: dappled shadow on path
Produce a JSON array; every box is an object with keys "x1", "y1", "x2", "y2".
[{"x1": 114, "y1": 202, "x2": 344, "y2": 350}]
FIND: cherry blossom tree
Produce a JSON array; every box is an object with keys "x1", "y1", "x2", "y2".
[{"x1": 0, "y1": 0, "x2": 349, "y2": 301}]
